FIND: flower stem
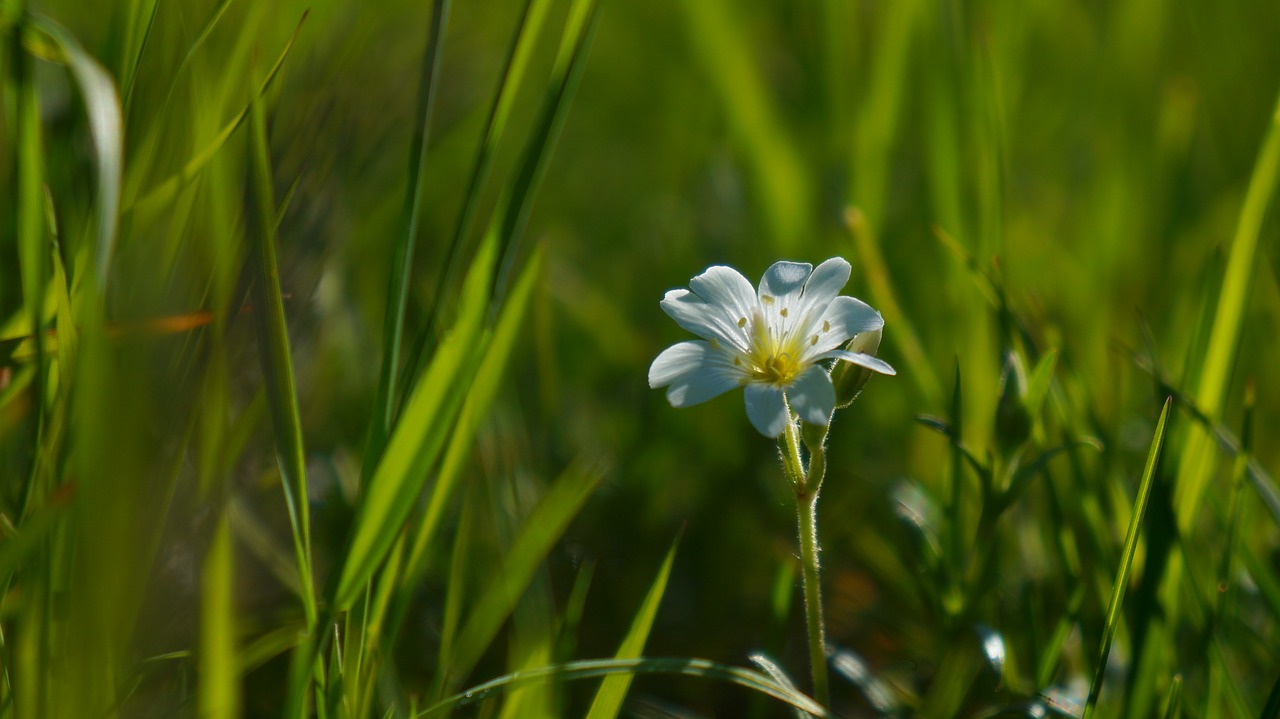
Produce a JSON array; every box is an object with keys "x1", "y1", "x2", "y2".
[{"x1": 783, "y1": 413, "x2": 829, "y2": 708}]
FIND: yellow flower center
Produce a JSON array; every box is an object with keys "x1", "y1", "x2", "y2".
[{"x1": 740, "y1": 309, "x2": 806, "y2": 385}]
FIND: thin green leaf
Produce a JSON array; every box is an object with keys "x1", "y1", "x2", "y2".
[
  {"x1": 199, "y1": 514, "x2": 239, "y2": 719},
  {"x1": 445, "y1": 459, "x2": 604, "y2": 690},
  {"x1": 125, "y1": 11, "x2": 308, "y2": 224},
  {"x1": 247, "y1": 85, "x2": 316, "y2": 626},
  {"x1": 1174, "y1": 87, "x2": 1280, "y2": 531},
  {"x1": 585, "y1": 533, "x2": 681, "y2": 719},
  {"x1": 415, "y1": 0, "x2": 554, "y2": 358},
  {"x1": 418, "y1": 658, "x2": 830, "y2": 718},
  {"x1": 365, "y1": 0, "x2": 452, "y2": 473},
  {"x1": 28, "y1": 15, "x2": 122, "y2": 287},
  {"x1": 1082, "y1": 397, "x2": 1172, "y2": 719},
  {"x1": 333, "y1": 230, "x2": 499, "y2": 609}
]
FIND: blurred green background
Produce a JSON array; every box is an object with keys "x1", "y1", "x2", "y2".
[{"x1": 4, "y1": 0, "x2": 1280, "y2": 716}]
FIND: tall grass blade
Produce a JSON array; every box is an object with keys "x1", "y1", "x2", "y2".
[
  {"x1": 126, "y1": 12, "x2": 307, "y2": 224},
  {"x1": 444, "y1": 459, "x2": 604, "y2": 690},
  {"x1": 333, "y1": 230, "x2": 498, "y2": 609},
  {"x1": 247, "y1": 87, "x2": 316, "y2": 626},
  {"x1": 419, "y1": 658, "x2": 830, "y2": 718},
  {"x1": 1174, "y1": 87, "x2": 1280, "y2": 531},
  {"x1": 365, "y1": 0, "x2": 452, "y2": 474},
  {"x1": 416, "y1": 0, "x2": 553, "y2": 357},
  {"x1": 199, "y1": 514, "x2": 240, "y2": 719},
  {"x1": 585, "y1": 533, "x2": 681, "y2": 719},
  {"x1": 1081, "y1": 397, "x2": 1172, "y2": 719},
  {"x1": 490, "y1": 0, "x2": 597, "y2": 305},
  {"x1": 388, "y1": 246, "x2": 546, "y2": 636}
]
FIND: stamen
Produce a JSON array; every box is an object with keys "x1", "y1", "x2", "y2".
[
  {"x1": 761, "y1": 295, "x2": 775, "y2": 305},
  {"x1": 822, "y1": 320, "x2": 830, "y2": 332},
  {"x1": 779, "y1": 308, "x2": 789, "y2": 317},
  {"x1": 811, "y1": 335, "x2": 818, "y2": 345},
  {"x1": 738, "y1": 317, "x2": 747, "y2": 328}
]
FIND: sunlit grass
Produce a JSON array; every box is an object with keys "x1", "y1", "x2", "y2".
[{"x1": 3, "y1": 0, "x2": 1280, "y2": 717}]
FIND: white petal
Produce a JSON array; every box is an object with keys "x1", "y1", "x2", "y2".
[
  {"x1": 800, "y1": 258, "x2": 851, "y2": 309},
  {"x1": 820, "y1": 349, "x2": 897, "y2": 376},
  {"x1": 799, "y1": 296, "x2": 884, "y2": 361},
  {"x1": 665, "y1": 363, "x2": 742, "y2": 407},
  {"x1": 648, "y1": 341, "x2": 709, "y2": 387},
  {"x1": 786, "y1": 364, "x2": 836, "y2": 426},
  {"x1": 660, "y1": 265, "x2": 756, "y2": 351},
  {"x1": 757, "y1": 261, "x2": 813, "y2": 343},
  {"x1": 744, "y1": 382, "x2": 789, "y2": 437},
  {"x1": 758, "y1": 261, "x2": 812, "y2": 303}
]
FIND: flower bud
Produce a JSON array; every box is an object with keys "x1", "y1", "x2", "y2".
[
  {"x1": 832, "y1": 327, "x2": 883, "y2": 409},
  {"x1": 995, "y1": 350, "x2": 1032, "y2": 453}
]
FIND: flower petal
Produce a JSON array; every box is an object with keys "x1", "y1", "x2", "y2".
[
  {"x1": 800, "y1": 258, "x2": 851, "y2": 309},
  {"x1": 820, "y1": 349, "x2": 897, "y2": 376},
  {"x1": 787, "y1": 364, "x2": 836, "y2": 426},
  {"x1": 757, "y1": 261, "x2": 813, "y2": 343},
  {"x1": 648, "y1": 340, "x2": 709, "y2": 387},
  {"x1": 660, "y1": 265, "x2": 756, "y2": 351},
  {"x1": 744, "y1": 382, "x2": 788, "y2": 437},
  {"x1": 758, "y1": 261, "x2": 812, "y2": 303},
  {"x1": 799, "y1": 296, "x2": 884, "y2": 361},
  {"x1": 649, "y1": 341, "x2": 746, "y2": 407}
]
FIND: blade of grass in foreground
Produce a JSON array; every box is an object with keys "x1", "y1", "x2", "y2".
[
  {"x1": 28, "y1": 15, "x2": 122, "y2": 287},
  {"x1": 247, "y1": 88, "x2": 316, "y2": 627},
  {"x1": 585, "y1": 533, "x2": 682, "y2": 719},
  {"x1": 419, "y1": 658, "x2": 830, "y2": 719},
  {"x1": 124, "y1": 11, "x2": 307, "y2": 226},
  {"x1": 1081, "y1": 397, "x2": 1172, "y2": 719},
  {"x1": 199, "y1": 514, "x2": 239, "y2": 719},
  {"x1": 1174, "y1": 87, "x2": 1280, "y2": 532}
]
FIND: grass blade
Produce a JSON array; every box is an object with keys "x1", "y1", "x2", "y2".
[
  {"x1": 415, "y1": 0, "x2": 553, "y2": 358},
  {"x1": 199, "y1": 513, "x2": 240, "y2": 719},
  {"x1": 419, "y1": 658, "x2": 830, "y2": 718},
  {"x1": 125, "y1": 11, "x2": 307, "y2": 225},
  {"x1": 333, "y1": 230, "x2": 498, "y2": 609},
  {"x1": 1081, "y1": 397, "x2": 1172, "y2": 718},
  {"x1": 365, "y1": 0, "x2": 452, "y2": 474},
  {"x1": 247, "y1": 85, "x2": 316, "y2": 626},
  {"x1": 585, "y1": 532, "x2": 681, "y2": 719},
  {"x1": 384, "y1": 245, "x2": 546, "y2": 643},
  {"x1": 1174, "y1": 86, "x2": 1280, "y2": 532},
  {"x1": 28, "y1": 16, "x2": 122, "y2": 287},
  {"x1": 444, "y1": 459, "x2": 604, "y2": 690}
]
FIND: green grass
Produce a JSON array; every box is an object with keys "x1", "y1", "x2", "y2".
[{"x1": 4, "y1": 0, "x2": 1280, "y2": 716}]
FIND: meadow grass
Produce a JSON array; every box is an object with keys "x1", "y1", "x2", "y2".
[{"x1": 3, "y1": 0, "x2": 1280, "y2": 717}]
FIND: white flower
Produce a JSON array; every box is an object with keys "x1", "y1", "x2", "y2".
[{"x1": 648, "y1": 258, "x2": 895, "y2": 437}]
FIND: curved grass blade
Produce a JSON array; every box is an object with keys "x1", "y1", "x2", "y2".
[
  {"x1": 418, "y1": 658, "x2": 830, "y2": 718},
  {"x1": 585, "y1": 532, "x2": 681, "y2": 719},
  {"x1": 1081, "y1": 397, "x2": 1172, "y2": 719},
  {"x1": 443, "y1": 459, "x2": 604, "y2": 690},
  {"x1": 365, "y1": 0, "x2": 452, "y2": 474},
  {"x1": 247, "y1": 86, "x2": 316, "y2": 626},
  {"x1": 750, "y1": 653, "x2": 809, "y2": 719},
  {"x1": 27, "y1": 16, "x2": 122, "y2": 288}
]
